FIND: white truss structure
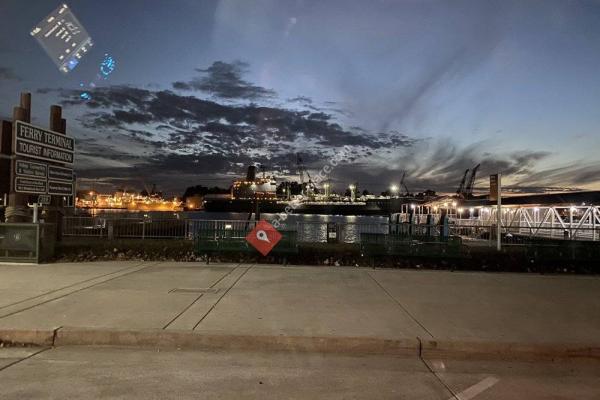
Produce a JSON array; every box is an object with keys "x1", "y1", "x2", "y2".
[
  {"x1": 394, "y1": 204, "x2": 600, "y2": 241},
  {"x1": 470, "y1": 205, "x2": 600, "y2": 241}
]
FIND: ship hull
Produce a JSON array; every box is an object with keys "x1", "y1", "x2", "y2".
[{"x1": 203, "y1": 198, "x2": 416, "y2": 216}]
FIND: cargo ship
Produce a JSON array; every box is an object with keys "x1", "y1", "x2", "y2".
[{"x1": 203, "y1": 166, "x2": 432, "y2": 215}]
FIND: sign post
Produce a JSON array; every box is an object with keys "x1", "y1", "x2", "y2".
[{"x1": 490, "y1": 174, "x2": 502, "y2": 251}]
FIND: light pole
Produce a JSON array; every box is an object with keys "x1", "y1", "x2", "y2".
[
  {"x1": 349, "y1": 184, "x2": 356, "y2": 202},
  {"x1": 390, "y1": 184, "x2": 399, "y2": 198}
]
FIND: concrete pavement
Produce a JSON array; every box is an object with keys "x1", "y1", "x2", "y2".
[
  {"x1": 1, "y1": 346, "x2": 599, "y2": 399},
  {"x1": 1, "y1": 261, "x2": 600, "y2": 358}
]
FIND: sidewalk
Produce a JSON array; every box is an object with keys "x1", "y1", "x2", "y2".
[{"x1": 1, "y1": 261, "x2": 599, "y2": 359}]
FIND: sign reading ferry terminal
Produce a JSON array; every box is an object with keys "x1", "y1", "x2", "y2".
[{"x1": 14, "y1": 121, "x2": 74, "y2": 164}]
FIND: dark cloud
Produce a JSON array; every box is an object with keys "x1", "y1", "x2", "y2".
[
  {"x1": 48, "y1": 84, "x2": 418, "y2": 153},
  {"x1": 287, "y1": 96, "x2": 313, "y2": 104},
  {"x1": 172, "y1": 61, "x2": 276, "y2": 100},
  {"x1": 514, "y1": 162, "x2": 600, "y2": 189},
  {"x1": 47, "y1": 80, "x2": 591, "y2": 195},
  {"x1": 41, "y1": 61, "x2": 591, "y2": 195},
  {"x1": 324, "y1": 140, "x2": 558, "y2": 193},
  {"x1": 0, "y1": 66, "x2": 20, "y2": 81},
  {"x1": 43, "y1": 81, "x2": 422, "y2": 193}
]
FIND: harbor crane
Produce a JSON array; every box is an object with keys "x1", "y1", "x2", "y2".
[
  {"x1": 465, "y1": 163, "x2": 480, "y2": 197},
  {"x1": 400, "y1": 171, "x2": 410, "y2": 196},
  {"x1": 457, "y1": 164, "x2": 480, "y2": 198},
  {"x1": 296, "y1": 153, "x2": 317, "y2": 195},
  {"x1": 456, "y1": 169, "x2": 469, "y2": 196}
]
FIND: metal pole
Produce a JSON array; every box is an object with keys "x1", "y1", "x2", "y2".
[
  {"x1": 497, "y1": 174, "x2": 502, "y2": 251},
  {"x1": 32, "y1": 203, "x2": 38, "y2": 223}
]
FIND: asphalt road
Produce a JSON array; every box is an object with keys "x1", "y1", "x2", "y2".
[{"x1": 1, "y1": 346, "x2": 599, "y2": 400}]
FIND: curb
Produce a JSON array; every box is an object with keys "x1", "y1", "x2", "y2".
[
  {"x1": 55, "y1": 327, "x2": 420, "y2": 356},
  {"x1": 421, "y1": 339, "x2": 600, "y2": 361},
  {"x1": 0, "y1": 329, "x2": 56, "y2": 347},
  {"x1": 2, "y1": 328, "x2": 600, "y2": 361}
]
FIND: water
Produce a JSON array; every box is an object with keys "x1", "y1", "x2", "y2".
[
  {"x1": 74, "y1": 210, "x2": 390, "y2": 243},
  {"x1": 192, "y1": 212, "x2": 390, "y2": 243}
]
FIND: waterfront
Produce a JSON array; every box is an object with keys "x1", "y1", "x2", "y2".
[{"x1": 69, "y1": 210, "x2": 391, "y2": 243}]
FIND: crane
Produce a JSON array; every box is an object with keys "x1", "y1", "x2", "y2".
[
  {"x1": 400, "y1": 171, "x2": 410, "y2": 196},
  {"x1": 296, "y1": 154, "x2": 305, "y2": 185},
  {"x1": 456, "y1": 169, "x2": 470, "y2": 196},
  {"x1": 465, "y1": 163, "x2": 480, "y2": 198},
  {"x1": 296, "y1": 153, "x2": 317, "y2": 195}
]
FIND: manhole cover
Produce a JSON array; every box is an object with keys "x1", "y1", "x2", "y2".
[{"x1": 169, "y1": 288, "x2": 221, "y2": 294}]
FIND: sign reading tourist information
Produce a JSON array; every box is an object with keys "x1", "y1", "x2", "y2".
[
  {"x1": 14, "y1": 121, "x2": 74, "y2": 164},
  {"x1": 15, "y1": 177, "x2": 47, "y2": 194},
  {"x1": 12, "y1": 121, "x2": 75, "y2": 196}
]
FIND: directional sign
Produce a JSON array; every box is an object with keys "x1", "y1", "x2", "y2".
[
  {"x1": 16, "y1": 160, "x2": 47, "y2": 179},
  {"x1": 48, "y1": 180, "x2": 73, "y2": 196},
  {"x1": 38, "y1": 195, "x2": 51, "y2": 205},
  {"x1": 48, "y1": 165, "x2": 73, "y2": 182},
  {"x1": 14, "y1": 121, "x2": 74, "y2": 164},
  {"x1": 15, "y1": 177, "x2": 47, "y2": 194}
]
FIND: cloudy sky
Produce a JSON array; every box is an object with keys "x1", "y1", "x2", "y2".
[{"x1": 1, "y1": 0, "x2": 599, "y2": 195}]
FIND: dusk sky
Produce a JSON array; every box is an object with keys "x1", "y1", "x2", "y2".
[{"x1": 1, "y1": 0, "x2": 600, "y2": 195}]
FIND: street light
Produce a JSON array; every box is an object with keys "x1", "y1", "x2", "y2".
[
  {"x1": 390, "y1": 184, "x2": 399, "y2": 197},
  {"x1": 323, "y1": 182, "x2": 331, "y2": 198},
  {"x1": 349, "y1": 184, "x2": 356, "y2": 202}
]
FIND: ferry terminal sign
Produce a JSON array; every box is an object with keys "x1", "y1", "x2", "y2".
[
  {"x1": 14, "y1": 121, "x2": 74, "y2": 164},
  {"x1": 12, "y1": 121, "x2": 75, "y2": 195}
]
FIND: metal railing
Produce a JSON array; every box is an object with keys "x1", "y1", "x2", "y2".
[
  {"x1": 62, "y1": 216, "x2": 600, "y2": 245},
  {"x1": 449, "y1": 223, "x2": 600, "y2": 244}
]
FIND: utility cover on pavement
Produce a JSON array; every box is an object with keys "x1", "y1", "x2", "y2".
[{"x1": 246, "y1": 220, "x2": 282, "y2": 256}]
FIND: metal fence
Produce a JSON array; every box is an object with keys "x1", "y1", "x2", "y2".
[{"x1": 62, "y1": 216, "x2": 600, "y2": 245}]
